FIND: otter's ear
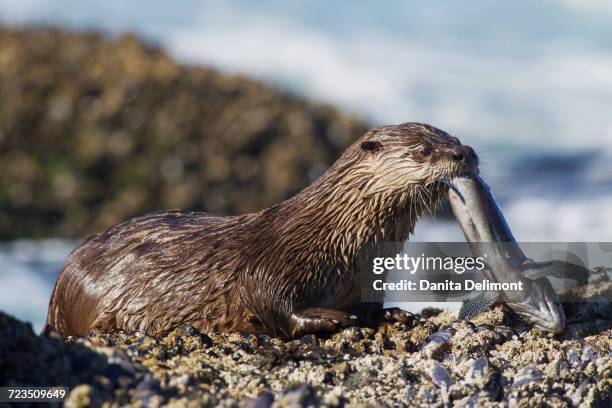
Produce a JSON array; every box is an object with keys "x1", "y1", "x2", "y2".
[{"x1": 360, "y1": 140, "x2": 382, "y2": 153}]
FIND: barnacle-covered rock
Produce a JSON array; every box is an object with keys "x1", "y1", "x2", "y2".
[{"x1": 1, "y1": 287, "x2": 610, "y2": 406}]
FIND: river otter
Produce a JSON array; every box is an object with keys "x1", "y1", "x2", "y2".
[{"x1": 45, "y1": 123, "x2": 478, "y2": 338}]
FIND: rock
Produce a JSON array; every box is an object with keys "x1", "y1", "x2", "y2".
[
  {"x1": 465, "y1": 356, "x2": 488, "y2": 383},
  {"x1": 0, "y1": 27, "x2": 367, "y2": 239},
  {"x1": 420, "y1": 327, "x2": 454, "y2": 360},
  {"x1": 277, "y1": 384, "x2": 320, "y2": 407},
  {"x1": 1, "y1": 304, "x2": 610, "y2": 405},
  {"x1": 511, "y1": 367, "x2": 542, "y2": 388},
  {"x1": 430, "y1": 361, "x2": 453, "y2": 389},
  {"x1": 64, "y1": 384, "x2": 104, "y2": 408},
  {"x1": 245, "y1": 391, "x2": 274, "y2": 408}
]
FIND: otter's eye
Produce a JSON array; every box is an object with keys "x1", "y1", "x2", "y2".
[{"x1": 420, "y1": 145, "x2": 432, "y2": 156}]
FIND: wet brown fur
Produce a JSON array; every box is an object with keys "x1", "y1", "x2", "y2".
[{"x1": 46, "y1": 123, "x2": 478, "y2": 338}]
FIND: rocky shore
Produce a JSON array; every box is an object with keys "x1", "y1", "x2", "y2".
[{"x1": 2, "y1": 280, "x2": 610, "y2": 407}]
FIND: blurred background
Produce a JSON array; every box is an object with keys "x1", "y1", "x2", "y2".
[{"x1": 1, "y1": 0, "x2": 611, "y2": 331}]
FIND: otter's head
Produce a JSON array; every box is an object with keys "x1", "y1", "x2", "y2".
[{"x1": 348, "y1": 123, "x2": 479, "y2": 202}]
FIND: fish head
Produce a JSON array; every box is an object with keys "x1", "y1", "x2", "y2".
[{"x1": 506, "y1": 278, "x2": 566, "y2": 333}]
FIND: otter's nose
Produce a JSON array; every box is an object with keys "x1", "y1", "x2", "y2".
[{"x1": 450, "y1": 145, "x2": 478, "y2": 165}]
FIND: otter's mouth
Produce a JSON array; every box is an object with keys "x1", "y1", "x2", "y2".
[{"x1": 434, "y1": 168, "x2": 479, "y2": 192}]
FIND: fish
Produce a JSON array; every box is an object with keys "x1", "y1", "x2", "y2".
[{"x1": 448, "y1": 175, "x2": 591, "y2": 333}]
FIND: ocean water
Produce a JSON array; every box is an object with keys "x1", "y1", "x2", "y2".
[
  {"x1": 0, "y1": 240, "x2": 74, "y2": 332},
  {"x1": 1, "y1": 0, "x2": 611, "y2": 330}
]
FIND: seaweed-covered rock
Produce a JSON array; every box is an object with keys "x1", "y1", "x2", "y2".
[{"x1": 0, "y1": 27, "x2": 367, "y2": 239}]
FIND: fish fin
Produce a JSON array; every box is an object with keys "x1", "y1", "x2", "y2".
[
  {"x1": 521, "y1": 260, "x2": 591, "y2": 284},
  {"x1": 459, "y1": 290, "x2": 500, "y2": 320}
]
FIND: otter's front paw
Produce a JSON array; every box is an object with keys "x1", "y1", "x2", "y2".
[
  {"x1": 289, "y1": 308, "x2": 358, "y2": 337},
  {"x1": 383, "y1": 307, "x2": 419, "y2": 326}
]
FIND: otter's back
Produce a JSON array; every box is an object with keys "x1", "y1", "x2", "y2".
[{"x1": 46, "y1": 211, "x2": 249, "y2": 336}]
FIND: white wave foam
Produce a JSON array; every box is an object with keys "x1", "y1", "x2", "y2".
[
  {"x1": 558, "y1": 0, "x2": 612, "y2": 14},
  {"x1": 167, "y1": 25, "x2": 612, "y2": 152},
  {"x1": 505, "y1": 195, "x2": 612, "y2": 242},
  {"x1": 414, "y1": 192, "x2": 612, "y2": 243},
  {"x1": 2, "y1": 1, "x2": 612, "y2": 151}
]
